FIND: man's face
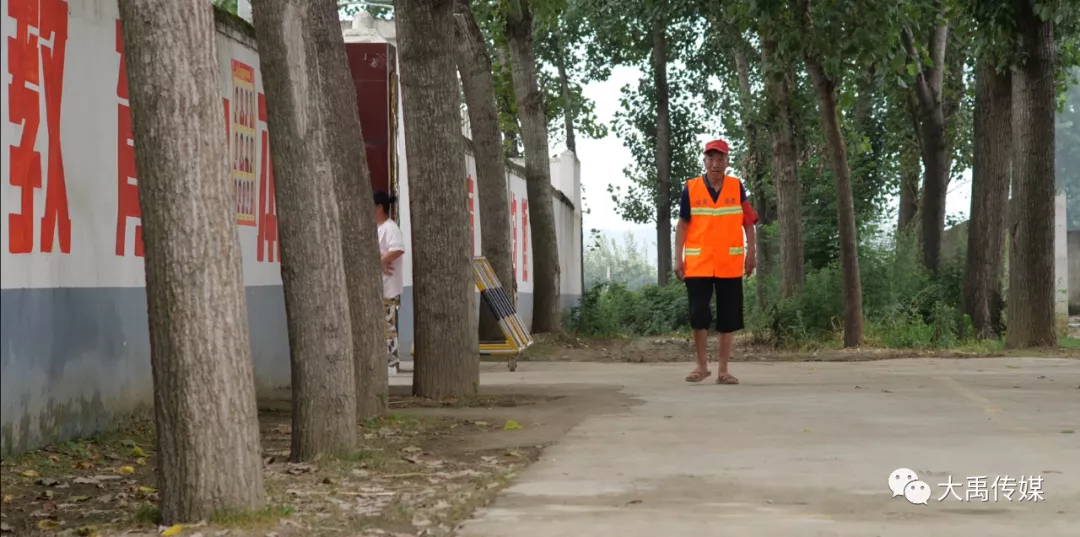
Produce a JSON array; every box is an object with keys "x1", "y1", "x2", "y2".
[{"x1": 704, "y1": 151, "x2": 728, "y2": 174}]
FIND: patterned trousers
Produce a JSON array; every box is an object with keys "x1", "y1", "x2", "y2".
[{"x1": 383, "y1": 296, "x2": 401, "y2": 369}]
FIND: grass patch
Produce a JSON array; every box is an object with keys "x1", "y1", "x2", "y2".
[
  {"x1": 212, "y1": 503, "x2": 296, "y2": 528},
  {"x1": 133, "y1": 503, "x2": 161, "y2": 525}
]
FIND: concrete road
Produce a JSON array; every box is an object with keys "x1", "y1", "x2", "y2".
[{"x1": 444, "y1": 358, "x2": 1080, "y2": 537}]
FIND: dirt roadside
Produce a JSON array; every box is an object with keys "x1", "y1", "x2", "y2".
[
  {"x1": 0, "y1": 384, "x2": 637, "y2": 537},
  {"x1": 520, "y1": 333, "x2": 1080, "y2": 365}
]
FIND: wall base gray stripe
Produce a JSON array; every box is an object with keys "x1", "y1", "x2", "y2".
[{"x1": 1, "y1": 285, "x2": 577, "y2": 455}]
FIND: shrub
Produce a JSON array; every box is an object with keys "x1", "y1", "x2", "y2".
[{"x1": 566, "y1": 235, "x2": 982, "y2": 350}]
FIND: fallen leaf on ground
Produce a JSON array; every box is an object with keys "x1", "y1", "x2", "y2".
[
  {"x1": 161, "y1": 524, "x2": 184, "y2": 536},
  {"x1": 505, "y1": 450, "x2": 521, "y2": 458},
  {"x1": 70, "y1": 495, "x2": 91, "y2": 502},
  {"x1": 802, "y1": 429, "x2": 811, "y2": 433},
  {"x1": 38, "y1": 519, "x2": 62, "y2": 530},
  {"x1": 136, "y1": 458, "x2": 147, "y2": 466},
  {"x1": 503, "y1": 420, "x2": 522, "y2": 430},
  {"x1": 401, "y1": 446, "x2": 422, "y2": 454},
  {"x1": 1, "y1": 494, "x2": 12, "y2": 504},
  {"x1": 131, "y1": 447, "x2": 147, "y2": 458},
  {"x1": 39, "y1": 477, "x2": 60, "y2": 486},
  {"x1": 116, "y1": 466, "x2": 135, "y2": 475},
  {"x1": 21, "y1": 470, "x2": 40, "y2": 478},
  {"x1": 472, "y1": 421, "x2": 489, "y2": 427}
]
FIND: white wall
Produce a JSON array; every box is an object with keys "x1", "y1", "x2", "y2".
[{"x1": 0, "y1": 0, "x2": 582, "y2": 454}]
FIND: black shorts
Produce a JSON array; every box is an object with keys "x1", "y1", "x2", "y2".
[{"x1": 685, "y1": 277, "x2": 744, "y2": 333}]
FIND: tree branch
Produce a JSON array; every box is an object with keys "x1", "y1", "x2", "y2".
[{"x1": 901, "y1": 26, "x2": 938, "y2": 113}]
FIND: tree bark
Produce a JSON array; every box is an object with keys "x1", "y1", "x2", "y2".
[
  {"x1": 897, "y1": 140, "x2": 921, "y2": 235},
  {"x1": 505, "y1": 0, "x2": 562, "y2": 332},
  {"x1": 453, "y1": 0, "x2": 515, "y2": 343},
  {"x1": 652, "y1": 17, "x2": 672, "y2": 286},
  {"x1": 761, "y1": 37, "x2": 804, "y2": 297},
  {"x1": 964, "y1": 59, "x2": 1011, "y2": 339},
  {"x1": 493, "y1": 45, "x2": 521, "y2": 159},
  {"x1": 551, "y1": 31, "x2": 577, "y2": 154},
  {"x1": 1005, "y1": 8, "x2": 1057, "y2": 348},
  {"x1": 805, "y1": 57, "x2": 864, "y2": 347},
  {"x1": 901, "y1": 20, "x2": 950, "y2": 276},
  {"x1": 251, "y1": 0, "x2": 357, "y2": 460},
  {"x1": 396, "y1": 0, "x2": 480, "y2": 396},
  {"x1": 734, "y1": 44, "x2": 773, "y2": 311},
  {"x1": 116, "y1": 0, "x2": 264, "y2": 522},
  {"x1": 310, "y1": 0, "x2": 389, "y2": 419}
]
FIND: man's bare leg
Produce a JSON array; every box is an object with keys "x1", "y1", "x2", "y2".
[
  {"x1": 686, "y1": 328, "x2": 712, "y2": 382},
  {"x1": 717, "y1": 332, "x2": 739, "y2": 383},
  {"x1": 694, "y1": 329, "x2": 710, "y2": 372}
]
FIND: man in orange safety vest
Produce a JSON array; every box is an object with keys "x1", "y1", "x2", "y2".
[{"x1": 674, "y1": 138, "x2": 758, "y2": 385}]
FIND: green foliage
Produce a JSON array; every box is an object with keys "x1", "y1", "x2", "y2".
[
  {"x1": 566, "y1": 280, "x2": 689, "y2": 337},
  {"x1": 583, "y1": 231, "x2": 657, "y2": 290},
  {"x1": 212, "y1": 0, "x2": 238, "y2": 14},
  {"x1": 1059, "y1": 67, "x2": 1080, "y2": 229},
  {"x1": 567, "y1": 230, "x2": 982, "y2": 350},
  {"x1": 607, "y1": 67, "x2": 711, "y2": 224}
]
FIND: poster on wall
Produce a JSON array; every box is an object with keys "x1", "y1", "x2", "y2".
[{"x1": 231, "y1": 59, "x2": 257, "y2": 226}]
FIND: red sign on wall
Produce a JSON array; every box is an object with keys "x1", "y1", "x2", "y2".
[
  {"x1": 467, "y1": 174, "x2": 476, "y2": 255},
  {"x1": 8, "y1": 0, "x2": 71, "y2": 255}
]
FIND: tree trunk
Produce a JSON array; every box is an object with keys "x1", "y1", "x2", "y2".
[
  {"x1": 494, "y1": 45, "x2": 521, "y2": 159},
  {"x1": 251, "y1": 0, "x2": 357, "y2": 460},
  {"x1": 897, "y1": 140, "x2": 921, "y2": 235},
  {"x1": 1005, "y1": 9, "x2": 1057, "y2": 348},
  {"x1": 504, "y1": 0, "x2": 562, "y2": 332},
  {"x1": 902, "y1": 23, "x2": 950, "y2": 276},
  {"x1": 310, "y1": 0, "x2": 389, "y2": 419},
  {"x1": 453, "y1": 0, "x2": 515, "y2": 343},
  {"x1": 963, "y1": 59, "x2": 1011, "y2": 339},
  {"x1": 551, "y1": 32, "x2": 577, "y2": 154},
  {"x1": 761, "y1": 37, "x2": 804, "y2": 297},
  {"x1": 652, "y1": 17, "x2": 672, "y2": 286},
  {"x1": 116, "y1": 0, "x2": 264, "y2": 522},
  {"x1": 734, "y1": 44, "x2": 773, "y2": 311},
  {"x1": 395, "y1": 0, "x2": 480, "y2": 396},
  {"x1": 805, "y1": 57, "x2": 864, "y2": 347}
]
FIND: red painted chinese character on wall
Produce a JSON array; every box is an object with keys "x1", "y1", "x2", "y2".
[
  {"x1": 256, "y1": 92, "x2": 279, "y2": 263},
  {"x1": 8, "y1": 0, "x2": 71, "y2": 255},
  {"x1": 467, "y1": 174, "x2": 475, "y2": 255},
  {"x1": 510, "y1": 193, "x2": 517, "y2": 281},
  {"x1": 521, "y1": 200, "x2": 529, "y2": 282},
  {"x1": 114, "y1": 19, "x2": 142, "y2": 257}
]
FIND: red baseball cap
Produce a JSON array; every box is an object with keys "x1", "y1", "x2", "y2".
[{"x1": 704, "y1": 139, "x2": 730, "y2": 155}]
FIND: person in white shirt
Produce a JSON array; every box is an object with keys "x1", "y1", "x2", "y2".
[{"x1": 374, "y1": 190, "x2": 406, "y2": 374}]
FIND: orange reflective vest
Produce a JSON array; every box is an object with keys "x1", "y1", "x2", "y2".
[{"x1": 683, "y1": 175, "x2": 745, "y2": 278}]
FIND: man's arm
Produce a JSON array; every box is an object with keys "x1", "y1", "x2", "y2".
[
  {"x1": 382, "y1": 224, "x2": 406, "y2": 265},
  {"x1": 741, "y1": 182, "x2": 759, "y2": 274},
  {"x1": 675, "y1": 185, "x2": 690, "y2": 259}
]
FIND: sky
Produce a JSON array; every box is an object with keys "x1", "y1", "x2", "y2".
[{"x1": 567, "y1": 65, "x2": 977, "y2": 261}]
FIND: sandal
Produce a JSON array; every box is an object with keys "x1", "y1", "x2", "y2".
[
  {"x1": 716, "y1": 373, "x2": 740, "y2": 385},
  {"x1": 685, "y1": 369, "x2": 712, "y2": 383}
]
